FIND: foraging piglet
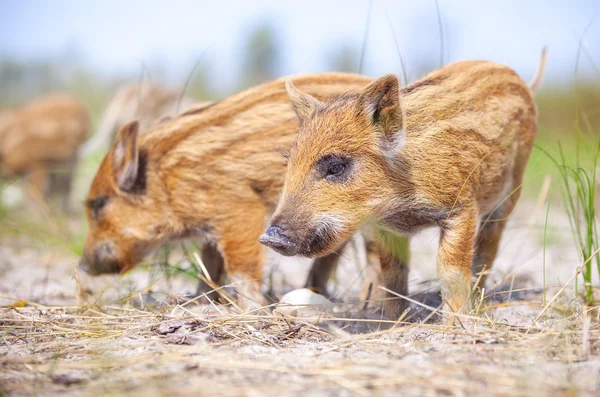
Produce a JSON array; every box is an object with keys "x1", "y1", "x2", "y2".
[
  {"x1": 79, "y1": 73, "x2": 387, "y2": 307},
  {"x1": 261, "y1": 51, "x2": 547, "y2": 319}
]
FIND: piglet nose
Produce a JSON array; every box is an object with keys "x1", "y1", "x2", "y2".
[
  {"x1": 259, "y1": 225, "x2": 298, "y2": 257},
  {"x1": 79, "y1": 256, "x2": 98, "y2": 275},
  {"x1": 79, "y1": 243, "x2": 121, "y2": 275}
]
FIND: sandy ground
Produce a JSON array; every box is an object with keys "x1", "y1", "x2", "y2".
[{"x1": 1, "y1": 198, "x2": 599, "y2": 396}]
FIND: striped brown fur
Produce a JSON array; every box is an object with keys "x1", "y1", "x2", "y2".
[
  {"x1": 79, "y1": 73, "x2": 373, "y2": 306},
  {"x1": 262, "y1": 51, "x2": 547, "y2": 321},
  {"x1": 0, "y1": 94, "x2": 89, "y2": 210}
]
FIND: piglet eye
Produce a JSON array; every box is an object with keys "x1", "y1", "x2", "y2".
[
  {"x1": 88, "y1": 196, "x2": 109, "y2": 218},
  {"x1": 317, "y1": 154, "x2": 352, "y2": 182},
  {"x1": 327, "y1": 163, "x2": 346, "y2": 177},
  {"x1": 92, "y1": 197, "x2": 108, "y2": 211}
]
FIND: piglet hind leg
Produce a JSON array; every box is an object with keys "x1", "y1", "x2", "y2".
[
  {"x1": 359, "y1": 233, "x2": 387, "y2": 304},
  {"x1": 376, "y1": 230, "x2": 411, "y2": 322},
  {"x1": 47, "y1": 159, "x2": 76, "y2": 213},
  {"x1": 437, "y1": 205, "x2": 478, "y2": 324},
  {"x1": 472, "y1": 187, "x2": 522, "y2": 295},
  {"x1": 25, "y1": 163, "x2": 49, "y2": 209},
  {"x1": 55, "y1": 159, "x2": 76, "y2": 214},
  {"x1": 194, "y1": 242, "x2": 225, "y2": 303}
]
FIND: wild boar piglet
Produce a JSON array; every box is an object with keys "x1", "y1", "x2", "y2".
[
  {"x1": 79, "y1": 73, "x2": 382, "y2": 308},
  {"x1": 261, "y1": 50, "x2": 547, "y2": 320},
  {"x1": 0, "y1": 94, "x2": 89, "y2": 211}
]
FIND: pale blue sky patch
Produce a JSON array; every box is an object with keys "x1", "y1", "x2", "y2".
[{"x1": 0, "y1": 0, "x2": 598, "y2": 90}]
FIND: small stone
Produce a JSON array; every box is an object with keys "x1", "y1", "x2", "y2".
[
  {"x1": 157, "y1": 320, "x2": 185, "y2": 335},
  {"x1": 275, "y1": 288, "x2": 333, "y2": 318}
]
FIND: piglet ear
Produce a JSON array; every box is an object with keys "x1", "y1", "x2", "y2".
[
  {"x1": 111, "y1": 121, "x2": 141, "y2": 192},
  {"x1": 285, "y1": 80, "x2": 323, "y2": 126},
  {"x1": 359, "y1": 74, "x2": 404, "y2": 138}
]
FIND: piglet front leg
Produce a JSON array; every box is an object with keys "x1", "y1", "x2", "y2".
[{"x1": 437, "y1": 205, "x2": 478, "y2": 323}]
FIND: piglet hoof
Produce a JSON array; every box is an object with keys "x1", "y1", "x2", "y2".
[{"x1": 441, "y1": 300, "x2": 473, "y2": 328}]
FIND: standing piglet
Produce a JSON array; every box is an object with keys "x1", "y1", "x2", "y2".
[
  {"x1": 0, "y1": 94, "x2": 89, "y2": 210},
  {"x1": 261, "y1": 51, "x2": 547, "y2": 320}
]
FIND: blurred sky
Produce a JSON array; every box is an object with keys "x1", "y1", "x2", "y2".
[{"x1": 0, "y1": 0, "x2": 599, "y2": 92}]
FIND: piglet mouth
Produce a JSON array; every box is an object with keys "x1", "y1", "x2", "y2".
[
  {"x1": 78, "y1": 257, "x2": 121, "y2": 275},
  {"x1": 259, "y1": 225, "x2": 299, "y2": 256},
  {"x1": 79, "y1": 242, "x2": 123, "y2": 275},
  {"x1": 259, "y1": 222, "x2": 340, "y2": 258}
]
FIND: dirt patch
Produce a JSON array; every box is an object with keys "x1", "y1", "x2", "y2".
[
  {"x1": 1, "y1": 200, "x2": 599, "y2": 396},
  {"x1": 1, "y1": 299, "x2": 599, "y2": 396}
]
